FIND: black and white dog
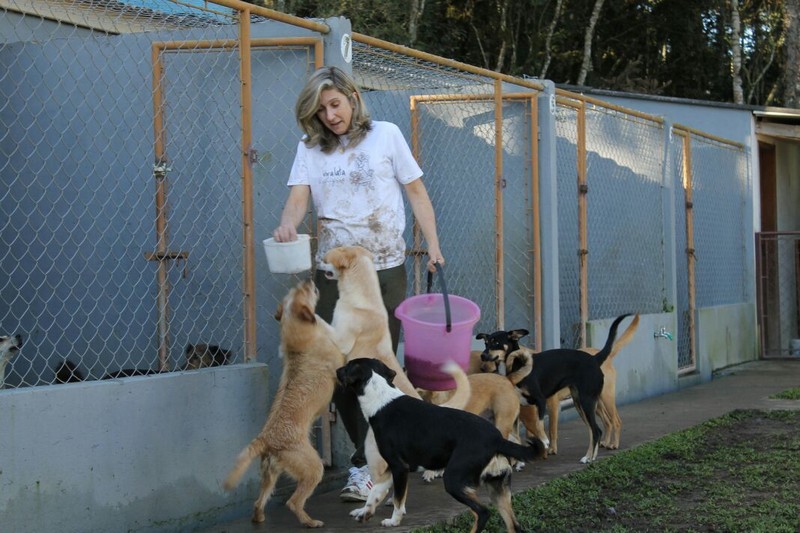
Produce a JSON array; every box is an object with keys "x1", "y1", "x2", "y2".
[{"x1": 336, "y1": 357, "x2": 545, "y2": 532}]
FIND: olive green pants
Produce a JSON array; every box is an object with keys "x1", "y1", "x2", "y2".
[{"x1": 314, "y1": 264, "x2": 407, "y2": 467}]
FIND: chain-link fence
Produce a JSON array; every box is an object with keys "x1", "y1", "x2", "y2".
[
  {"x1": 670, "y1": 127, "x2": 749, "y2": 372},
  {"x1": 1, "y1": 0, "x2": 752, "y2": 393},
  {"x1": 1, "y1": 1, "x2": 325, "y2": 389},
  {"x1": 554, "y1": 94, "x2": 667, "y2": 349}
]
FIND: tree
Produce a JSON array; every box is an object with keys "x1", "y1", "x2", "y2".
[
  {"x1": 730, "y1": 0, "x2": 745, "y2": 104},
  {"x1": 784, "y1": 0, "x2": 800, "y2": 107},
  {"x1": 577, "y1": 0, "x2": 605, "y2": 85},
  {"x1": 540, "y1": 0, "x2": 564, "y2": 79}
]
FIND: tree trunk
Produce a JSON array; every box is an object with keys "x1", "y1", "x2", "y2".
[
  {"x1": 495, "y1": 0, "x2": 510, "y2": 72},
  {"x1": 730, "y1": 0, "x2": 744, "y2": 104},
  {"x1": 784, "y1": 0, "x2": 800, "y2": 107},
  {"x1": 540, "y1": 0, "x2": 564, "y2": 79},
  {"x1": 577, "y1": 0, "x2": 605, "y2": 86},
  {"x1": 408, "y1": 0, "x2": 426, "y2": 47}
]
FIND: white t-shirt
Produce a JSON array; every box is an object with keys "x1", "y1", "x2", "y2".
[{"x1": 288, "y1": 121, "x2": 423, "y2": 271}]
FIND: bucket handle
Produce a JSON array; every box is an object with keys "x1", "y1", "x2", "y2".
[{"x1": 426, "y1": 262, "x2": 452, "y2": 333}]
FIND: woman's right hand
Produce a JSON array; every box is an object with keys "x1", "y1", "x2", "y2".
[{"x1": 273, "y1": 224, "x2": 298, "y2": 243}]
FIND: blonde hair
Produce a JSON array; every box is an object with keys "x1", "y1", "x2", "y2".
[{"x1": 295, "y1": 66, "x2": 372, "y2": 154}]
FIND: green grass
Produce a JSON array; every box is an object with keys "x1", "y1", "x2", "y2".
[
  {"x1": 411, "y1": 410, "x2": 800, "y2": 533},
  {"x1": 771, "y1": 387, "x2": 800, "y2": 400}
]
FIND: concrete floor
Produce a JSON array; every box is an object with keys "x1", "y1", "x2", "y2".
[{"x1": 198, "y1": 359, "x2": 800, "y2": 533}]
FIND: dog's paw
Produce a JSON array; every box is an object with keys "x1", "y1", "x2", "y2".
[
  {"x1": 381, "y1": 516, "x2": 403, "y2": 527},
  {"x1": 579, "y1": 455, "x2": 592, "y2": 464},
  {"x1": 514, "y1": 461, "x2": 526, "y2": 471},
  {"x1": 421, "y1": 469, "x2": 442, "y2": 482},
  {"x1": 350, "y1": 506, "x2": 372, "y2": 522}
]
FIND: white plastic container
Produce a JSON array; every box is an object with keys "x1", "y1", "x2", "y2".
[{"x1": 262, "y1": 234, "x2": 312, "y2": 274}]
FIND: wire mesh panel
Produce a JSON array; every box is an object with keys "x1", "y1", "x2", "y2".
[
  {"x1": 554, "y1": 100, "x2": 581, "y2": 348},
  {"x1": 757, "y1": 232, "x2": 800, "y2": 358},
  {"x1": 585, "y1": 106, "x2": 665, "y2": 320},
  {"x1": 671, "y1": 133, "x2": 693, "y2": 369},
  {"x1": 250, "y1": 47, "x2": 320, "y2": 371},
  {"x1": 500, "y1": 98, "x2": 539, "y2": 338},
  {"x1": 691, "y1": 134, "x2": 749, "y2": 309},
  {"x1": 410, "y1": 97, "x2": 500, "y2": 331},
  {"x1": 151, "y1": 40, "x2": 244, "y2": 373}
]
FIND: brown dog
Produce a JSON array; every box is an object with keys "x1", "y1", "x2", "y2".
[
  {"x1": 222, "y1": 279, "x2": 345, "y2": 527},
  {"x1": 508, "y1": 314, "x2": 640, "y2": 455},
  {"x1": 418, "y1": 372, "x2": 520, "y2": 440}
]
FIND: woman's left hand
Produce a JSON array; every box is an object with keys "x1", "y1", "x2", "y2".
[{"x1": 426, "y1": 246, "x2": 445, "y2": 273}]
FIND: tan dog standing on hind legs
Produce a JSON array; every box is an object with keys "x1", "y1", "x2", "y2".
[
  {"x1": 222, "y1": 279, "x2": 344, "y2": 528},
  {"x1": 323, "y1": 245, "x2": 420, "y2": 398}
]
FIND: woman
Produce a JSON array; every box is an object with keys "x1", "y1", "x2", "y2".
[{"x1": 272, "y1": 66, "x2": 444, "y2": 502}]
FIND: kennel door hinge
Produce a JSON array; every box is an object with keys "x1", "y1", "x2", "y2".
[
  {"x1": 247, "y1": 148, "x2": 259, "y2": 165},
  {"x1": 153, "y1": 162, "x2": 172, "y2": 180}
]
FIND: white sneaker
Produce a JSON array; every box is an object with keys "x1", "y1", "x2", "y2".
[{"x1": 340, "y1": 465, "x2": 373, "y2": 502}]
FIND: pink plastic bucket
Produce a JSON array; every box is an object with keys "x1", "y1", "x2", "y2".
[{"x1": 395, "y1": 266, "x2": 480, "y2": 390}]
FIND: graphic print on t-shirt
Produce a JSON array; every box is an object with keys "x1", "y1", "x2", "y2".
[{"x1": 349, "y1": 152, "x2": 375, "y2": 191}]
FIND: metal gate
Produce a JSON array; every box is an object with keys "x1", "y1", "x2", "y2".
[{"x1": 756, "y1": 231, "x2": 800, "y2": 358}]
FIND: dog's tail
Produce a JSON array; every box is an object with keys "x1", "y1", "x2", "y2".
[
  {"x1": 440, "y1": 361, "x2": 471, "y2": 410},
  {"x1": 605, "y1": 313, "x2": 640, "y2": 362},
  {"x1": 505, "y1": 348, "x2": 534, "y2": 385},
  {"x1": 592, "y1": 313, "x2": 631, "y2": 367},
  {"x1": 496, "y1": 436, "x2": 547, "y2": 463},
  {"x1": 222, "y1": 442, "x2": 261, "y2": 491}
]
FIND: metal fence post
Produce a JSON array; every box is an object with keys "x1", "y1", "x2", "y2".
[{"x1": 537, "y1": 81, "x2": 562, "y2": 350}]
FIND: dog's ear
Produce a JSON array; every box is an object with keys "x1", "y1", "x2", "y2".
[
  {"x1": 290, "y1": 298, "x2": 316, "y2": 323},
  {"x1": 323, "y1": 247, "x2": 344, "y2": 268},
  {"x1": 185, "y1": 344, "x2": 194, "y2": 354},
  {"x1": 383, "y1": 365, "x2": 397, "y2": 384},
  {"x1": 475, "y1": 333, "x2": 487, "y2": 341},
  {"x1": 509, "y1": 329, "x2": 530, "y2": 341},
  {"x1": 274, "y1": 303, "x2": 284, "y2": 321}
]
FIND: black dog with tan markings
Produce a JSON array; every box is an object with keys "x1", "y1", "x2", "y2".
[{"x1": 337, "y1": 357, "x2": 545, "y2": 533}]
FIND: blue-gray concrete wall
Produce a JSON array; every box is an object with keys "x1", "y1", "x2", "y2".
[{"x1": 0, "y1": 364, "x2": 269, "y2": 533}]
